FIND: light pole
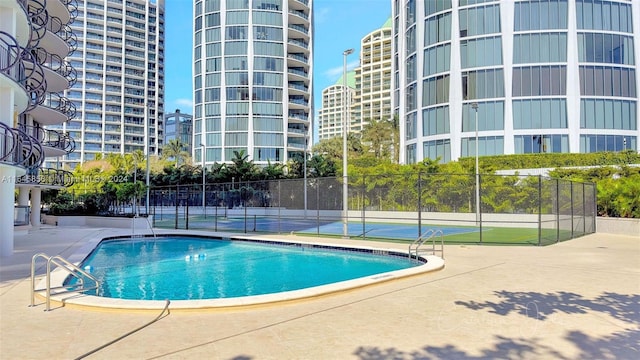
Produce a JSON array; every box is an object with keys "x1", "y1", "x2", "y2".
[
  {"x1": 342, "y1": 48, "x2": 354, "y2": 238},
  {"x1": 145, "y1": 103, "x2": 150, "y2": 215},
  {"x1": 303, "y1": 134, "x2": 308, "y2": 219},
  {"x1": 133, "y1": 158, "x2": 138, "y2": 217},
  {"x1": 471, "y1": 102, "x2": 480, "y2": 226},
  {"x1": 200, "y1": 143, "x2": 206, "y2": 218}
]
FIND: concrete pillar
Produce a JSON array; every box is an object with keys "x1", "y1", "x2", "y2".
[
  {"x1": 30, "y1": 187, "x2": 41, "y2": 227},
  {"x1": 17, "y1": 187, "x2": 29, "y2": 206},
  {"x1": 0, "y1": 167, "x2": 17, "y2": 257}
]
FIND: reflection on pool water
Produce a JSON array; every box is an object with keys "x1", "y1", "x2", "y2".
[{"x1": 70, "y1": 236, "x2": 423, "y2": 301}]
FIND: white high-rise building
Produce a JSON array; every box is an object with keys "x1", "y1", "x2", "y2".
[
  {"x1": 353, "y1": 18, "x2": 393, "y2": 133},
  {"x1": 60, "y1": 0, "x2": 165, "y2": 168},
  {"x1": 317, "y1": 72, "x2": 355, "y2": 140},
  {"x1": 393, "y1": 0, "x2": 640, "y2": 164},
  {"x1": 192, "y1": 0, "x2": 313, "y2": 166},
  {"x1": 317, "y1": 18, "x2": 393, "y2": 140},
  {"x1": 1, "y1": 0, "x2": 78, "y2": 255}
]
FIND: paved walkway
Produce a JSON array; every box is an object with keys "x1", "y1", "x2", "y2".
[{"x1": 1, "y1": 226, "x2": 638, "y2": 359}]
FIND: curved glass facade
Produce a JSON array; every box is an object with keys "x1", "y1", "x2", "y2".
[{"x1": 393, "y1": 0, "x2": 639, "y2": 163}]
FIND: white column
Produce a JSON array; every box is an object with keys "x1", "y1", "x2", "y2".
[
  {"x1": 30, "y1": 187, "x2": 41, "y2": 228},
  {"x1": 17, "y1": 187, "x2": 29, "y2": 206},
  {"x1": 0, "y1": 167, "x2": 17, "y2": 257}
]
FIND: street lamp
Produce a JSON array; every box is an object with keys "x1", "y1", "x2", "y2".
[
  {"x1": 303, "y1": 134, "x2": 308, "y2": 219},
  {"x1": 200, "y1": 143, "x2": 206, "y2": 218},
  {"x1": 471, "y1": 102, "x2": 480, "y2": 226},
  {"x1": 145, "y1": 103, "x2": 150, "y2": 215},
  {"x1": 342, "y1": 48, "x2": 354, "y2": 238}
]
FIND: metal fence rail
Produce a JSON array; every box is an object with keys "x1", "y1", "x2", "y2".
[{"x1": 147, "y1": 173, "x2": 596, "y2": 246}]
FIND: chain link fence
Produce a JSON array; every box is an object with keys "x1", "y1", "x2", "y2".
[{"x1": 148, "y1": 173, "x2": 596, "y2": 246}]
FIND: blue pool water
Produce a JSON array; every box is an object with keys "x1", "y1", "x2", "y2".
[{"x1": 71, "y1": 237, "x2": 420, "y2": 301}]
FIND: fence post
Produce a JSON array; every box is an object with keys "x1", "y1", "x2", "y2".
[
  {"x1": 592, "y1": 182, "x2": 597, "y2": 233},
  {"x1": 362, "y1": 175, "x2": 366, "y2": 240},
  {"x1": 570, "y1": 182, "x2": 574, "y2": 239},
  {"x1": 537, "y1": 175, "x2": 542, "y2": 246},
  {"x1": 278, "y1": 180, "x2": 281, "y2": 234},
  {"x1": 479, "y1": 173, "x2": 483, "y2": 244},
  {"x1": 556, "y1": 179, "x2": 560, "y2": 243},
  {"x1": 185, "y1": 186, "x2": 189, "y2": 230},
  {"x1": 417, "y1": 172, "x2": 422, "y2": 238},
  {"x1": 316, "y1": 180, "x2": 320, "y2": 236},
  {"x1": 583, "y1": 182, "x2": 586, "y2": 235},
  {"x1": 174, "y1": 185, "x2": 179, "y2": 229}
]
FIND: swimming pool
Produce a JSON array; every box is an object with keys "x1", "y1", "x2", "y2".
[
  {"x1": 69, "y1": 236, "x2": 423, "y2": 301},
  {"x1": 46, "y1": 232, "x2": 443, "y2": 310}
]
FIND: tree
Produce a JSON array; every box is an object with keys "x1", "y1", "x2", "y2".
[
  {"x1": 162, "y1": 139, "x2": 189, "y2": 166},
  {"x1": 226, "y1": 150, "x2": 259, "y2": 182},
  {"x1": 312, "y1": 133, "x2": 363, "y2": 166},
  {"x1": 361, "y1": 117, "x2": 394, "y2": 159}
]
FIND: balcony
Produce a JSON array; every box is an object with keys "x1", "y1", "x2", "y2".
[
  {"x1": 16, "y1": 167, "x2": 74, "y2": 188},
  {"x1": 28, "y1": 93, "x2": 77, "y2": 125},
  {"x1": 0, "y1": 32, "x2": 29, "y2": 111},
  {"x1": 18, "y1": 124, "x2": 75, "y2": 157},
  {"x1": 0, "y1": 123, "x2": 44, "y2": 173}
]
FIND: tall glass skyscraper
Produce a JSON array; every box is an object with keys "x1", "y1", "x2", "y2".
[
  {"x1": 393, "y1": 0, "x2": 639, "y2": 163},
  {"x1": 192, "y1": 0, "x2": 312, "y2": 166},
  {"x1": 60, "y1": 0, "x2": 165, "y2": 168}
]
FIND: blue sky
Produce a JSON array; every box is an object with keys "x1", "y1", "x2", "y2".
[{"x1": 164, "y1": 0, "x2": 391, "y2": 138}]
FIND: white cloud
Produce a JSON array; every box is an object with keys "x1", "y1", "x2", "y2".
[
  {"x1": 172, "y1": 98, "x2": 193, "y2": 110},
  {"x1": 324, "y1": 59, "x2": 360, "y2": 82},
  {"x1": 314, "y1": 7, "x2": 330, "y2": 24}
]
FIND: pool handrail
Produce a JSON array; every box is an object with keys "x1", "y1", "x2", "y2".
[
  {"x1": 30, "y1": 253, "x2": 100, "y2": 311},
  {"x1": 409, "y1": 229, "x2": 444, "y2": 260}
]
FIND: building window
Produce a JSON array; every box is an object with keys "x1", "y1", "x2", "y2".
[
  {"x1": 515, "y1": 134, "x2": 568, "y2": 154},
  {"x1": 578, "y1": 33, "x2": 635, "y2": 65},
  {"x1": 424, "y1": 139, "x2": 451, "y2": 163},
  {"x1": 460, "y1": 136, "x2": 503, "y2": 157},
  {"x1": 459, "y1": 4, "x2": 500, "y2": 38},
  {"x1": 513, "y1": 99, "x2": 567, "y2": 129},
  {"x1": 576, "y1": 0, "x2": 632, "y2": 33},
  {"x1": 462, "y1": 69, "x2": 504, "y2": 100},
  {"x1": 422, "y1": 105, "x2": 450, "y2": 136},
  {"x1": 580, "y1": 135, "x2": 635, "y2": 152},
  {"x1": 513, "y1": 32, "x2": 567, "y2": 64},
  {"x1": 580, "y1": 99, "x2": 637, "y2": 130},
  {"x1": 512, "y1": 66, "x2": 566, "y2": 97},
  {"x1": 462, "y1": 101, "x2": 504, "y2": 132},
  {"x1": 514, "y1": 0, "x2": 568, "y2": 31},
  {"x1": 579, "y1": 66, "x2": 636, "y2": 97},
  {"x1": 406, "y1": 143, "x2": 416, "y2": 164},
  {"x1": 425, "y1": 0, "x2": 451, "y2": 16},
  {"x1": 423, "y1": 43, "x2": 450, "y2": 76},
  {"x1": 422, "y1": 74, "x2": 450, "y2": 106},
  {"x1": 424, "y1": 12, "x2": 451, "y2": 46},
  {"x1": 461, "y1": 36, "x2": 502, "y2": 69},
  {"x1": 256, "y1": 148, "x2": 282, "y2": 161},
  {"x1": 405, "y1": 112, "x2": 417, "y2": 140}
]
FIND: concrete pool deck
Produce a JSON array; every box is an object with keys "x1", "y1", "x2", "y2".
[{"x1": 1, "y1": 226, "x2": 638, "y2": 359}]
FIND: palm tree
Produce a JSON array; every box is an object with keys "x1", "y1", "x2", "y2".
[
  {"x1": 162, "y1": 139, "x2": 189, "y2": 166},
  {"x1": 226, "y1": 150, "x2": 258, "y2": 181}
]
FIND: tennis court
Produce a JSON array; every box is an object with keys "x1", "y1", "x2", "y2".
[{"x1": 154, "y1": 214, "x2": 481, "y2": 242}]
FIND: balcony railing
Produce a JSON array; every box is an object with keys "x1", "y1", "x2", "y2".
[
  {"x1": 41, "y1": 92, "x2": 77, "y2": 119},
  {"x1": 0, "y1": 123, "x2": 44, "y2": 169},
  {"x1": 17, "y1": 167, "x2": 75, "y2": 187},
  {"x1": 18, "y1": 124, "x2": 76, "y2": 154},
  {"x1": 0, "y1": 32, "x2": 27, "y2": 91}
]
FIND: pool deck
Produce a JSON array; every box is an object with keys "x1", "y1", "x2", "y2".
[{"x1": 1, "y1": 226, "x2": 638, "y2": 359}]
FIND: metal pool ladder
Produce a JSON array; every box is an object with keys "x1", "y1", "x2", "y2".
[
  {"x1": 30, "y1": 253, "x2": 100, "y2": 311},
  {"x1": 409, "y1": 229, "x2": 444, "y2": 260}
]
